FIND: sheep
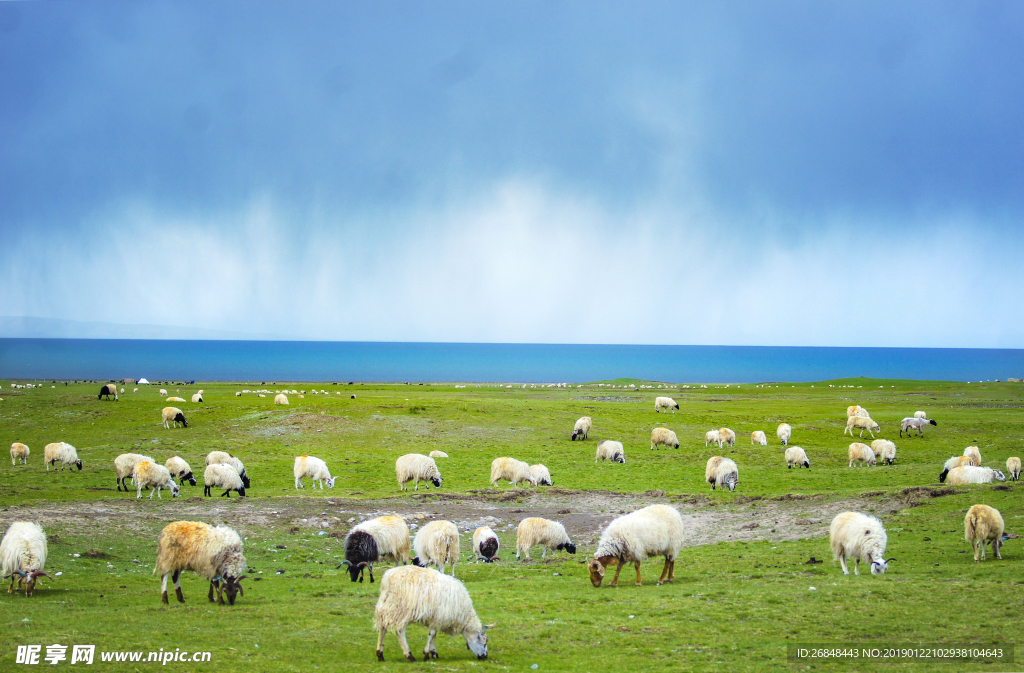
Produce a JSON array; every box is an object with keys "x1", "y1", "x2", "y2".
[
  {"x1": 234, "y1": 391, "x2": 242, "y2": 396},
  {"x1": 412, "y1": 520, "x2": 460, "y2": 576},
  {"x1": 396, "y1": 454, "x2": 443, "y2": 491},
  {"x1": 717, "y1": 427, "x2": 736, "y2": 448},
  {"x1": 472, "y1": 527, "x2": 500, "y2": 563},
  {"x1": 515, "y1": 518, "x2": 576, "y2": 561},
  {"x1": 340, "y1": 516, "x2": 412, "y2": 582},
  {"x1": 191, "y1": 392, "x2": 203, "y2": 403},
  {"x1": 294, "y1": 455, "x2": 335, "y2": 489},
  {"x1": 963, "y1": 446, "x2": 982, "y2": 466},
  {"x1": 939, "y1": 455, "x2": 976, "y2": 482},
  {"x1": 914, "y1": 410, "x2": 927, "y2": 419},
  {"x1": 595, "y1": 440, "x2": 625, "y2": 463},
  {"x1": 529, "y1": 464, "x2": 552, "y2": 486},
  {"x1": 133, "y1": 388, "x2": 138, "y2": 393},
  {"x1": 751, "y1": 430, "x2": 767, "y2": 446},
  {"x1": 98, "y1": 383, "x2": 118, "y2": 401},
  {"x1": 205, "y1": 451, "x2": 250, "y2": 488},
  {"x1": 777, "y1": 423, "x2": 792, "y2": 445},
  {"x1": 871, "y1": 439, "x2": 897, "y2": 465},
  {"x1": 848, "y1": 442, "x2": 876, "y2": 467},
  {"x1": 1, "y1": 521, "x2": 49, "y2": 596},
  {"x1": 785, "y1": 446, "x2": 810, "y2": 469},
  {"x1": 705, "y1": 456, "x2": 739, "y2": 491},
  {"x1": 489, "y1": 457, "x2": 536, "y2": 488},
  {"x1": 587, "y1": 504, "x2": 686, "y2": 587},
  {"x1": 845, "y1": 415, "x2": 880, "y2": 438},
  {"x1": 847, "y1": 405, "x2": 870, "y2": 418},
  {"x1": 1003, "y1": 456, "x2": 1019, "y2": 483},
  {"x1": 161, "y1": 407, "x2": 188, "y2": 429},
  {"x1": 964, "y1": 504, "x2": 1004, "y2": 562},
  {"x1": 159, "y1": 388, "x2": 168, "y2": 396},
  {"x1": 945, "y1": 466, "x2": 1007, "y2": 485},
  {"x1": 166, "y1": 396, "x2": 186, "y2": 402},
  {"x1": 44, "y1": 442, "x2": 82, "y2": 471},
  {"x1": 274, "y1": 393, "x2": 289, "y2": 405},
  {"x1": 571, "y1": 416, "x2": 592, "y2": 441},
  {"x1": 373, "y1": 565, "x2": 488, "y2": 662},
  {"x1": 165, "y1": 456, "x2": 197, "y2": 486},
  {"x1": 650, "y1": 427, "x2": 679, "y2": 450},
  {"x1": 203, "y1": 463, "x2": 246, "y2": 497},
  {"x1": 829, "y1": 512, "x2": 892, "y2": 575},
  {"x1": 654, "y1": 396, "x2": 679, "y2": 413},
  {"x1": 120, "y1": 387, "x2": 125, "y2": 394},
  {"x1": 900, "y1": 416, "x2": 937, "y2": 438},
  {"x1": 342, "y1": 530, "x2": 380, "y2": 582},
  {"x1": 153, "y1": 521, "x2": 247, "y2": 605},
  {"x1": 133, "y1": 461, "x2": 180, "y2": 499},
  {"x1": 704, "y1": 429, "x2": 720, "y2": 446},
  {"x1": 10, "y1": 442, "x2": 29, "y2": 466},
  {"x1": 429, "y1": 450, "x2": 449, "y2": 458},
  {"x1": 114, "y1": 452, "x2": 155, "y2": 491}
]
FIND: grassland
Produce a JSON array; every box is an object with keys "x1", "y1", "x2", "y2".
[{"x1": 1, "y1": 377, "x2": 1023, "y2": 672}]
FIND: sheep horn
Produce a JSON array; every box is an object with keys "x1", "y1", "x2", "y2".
[
  {"x1": 336, "y1": 560, "x2": 351, "y2": 569},
  {"x1": 885, "y1": 558, "x2": 897, "y2": 563}
]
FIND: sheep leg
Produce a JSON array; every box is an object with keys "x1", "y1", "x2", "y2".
[
  {"x1": 396, "y1": 626, "x2": 416, "y2": 662},
  {"x1": 424, "y1": 629, "x2": 439, "y2": 659},
  {"x1": 609, "y1": 562, "x2": 624, "y2": 587},
  {"x1": 839, "y1": 555, "x2": 850, "y2": 575},
  {"x1": 657, "y1": 557, "x2": 672, "y2": 585},
  {"x1": 295, "y1": 478, "x2": 302, "y2": 489},
  {"x1": 541, "y1": 547, "x2": 547, "y2": 559},
  {"x1": 208, "y1": 580, "x2": 217, "y2": 602},
  {"x1": 853, "y1": 559, "x2": 860, "y2": 575},
  {"x1": 376, "y1": 628, "x2": 387, "y2": 662},
  {"x1": 8, "y1": 574, "x2": 15, "y2": 593},
  {"x1": 160, "y1": 572, "x2": 169, "y2": 604},
  {"x1": 221, "y1": 489, "x2": 231, "y2": 497},
  {"x1": 634, "y1": 562, "x2": 643, "y2": 586}
]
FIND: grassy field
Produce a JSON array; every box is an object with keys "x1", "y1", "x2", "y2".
[{"x1": 1, "y1": 377, "x2": 1023, "y2": 672}]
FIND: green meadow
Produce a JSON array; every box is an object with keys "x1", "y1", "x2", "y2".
[{"x1": 1, "y1": 378, "x2": 1023, "y2": 672}]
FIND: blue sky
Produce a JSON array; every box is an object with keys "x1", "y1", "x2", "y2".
[{"x1": 1, "y1": 1, "x2": 1022, "y2": 347}]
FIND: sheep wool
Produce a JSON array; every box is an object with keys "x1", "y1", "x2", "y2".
[
  {"x1": 870, "y1": 439, "x2": 897, "y2": 465},
  {"x1": 114, "y1": 453, "x2": 155, "y2": 492},
  {"x1": 472, "y1": 527, "x2": 499, "y2": 562},
  {"x1": 650, "y1": 427, "x2": 679, "y2": 450},
  {"x1": 963, "y1": 446, "x2": 982, "y2": 466},
  {"x1": 845, "y1": 416, "x2": 880, "y2": 438},
  {"x1": 489, "y1": 457, "x2": 536, "y2": 488},
  {"x1": 829, "y1": 512, "x2": 891, "y2": 575},
  {"x1": 945, "y1": 466, "x2": 1007, "y2": 485},
  {"x1": 595, "y1": 440, "x2": 625, "y2": 463},
  {"x1": 1, "y1": 521, "x2": 49, "y2": 596},
  {"x1": 751, "y1": 431, "x2": 768, "y2": 446},
  {"x1": 914, "y1": 410, "x2": 928, "y2": 419},
  {"x1": 705, "y1": 456, "x2": 739, "y2": 491},
  {"x1": 515, "y1": 518, "x2": 576, "y2": 561},
  {"x1": 571, "y1": 416, "x2": 592, "y2": 441},
  {"x1": 133, "y1": 461, "x2": 180, "y2": 499},
  {"x1": 274, "y1": 393, "x2": 289, "y2": 405},
  {"x1": 964, "y1": 504, "x2": 1004, "y2": 562},
  {"x1": 350, "y1": 516, "x2": 412, "y2": 567},
  {"x1": 413, "y1": 520, "x2": 460, "y2": 576},
  {"x1": 588, "y1": 504, "x2": 686, "y2": 587},
  {"x1": 777, "y1": 423, "x2": 792, "y2": 445},
  {"x1": 428, "y1": 450, "x2": 449, "y2": 458},
  {"x1": 848, "y1": 443, "x2": 876, "y2": 467},
  {"x1": 529, "y1": 464, "x2": 552, "y2": 486},
  {"x1": 654, "y1": 396, "x2": 679, "y2": 413},
  {"x1": 161, "y1": 407, "x2": 188, "y2": 429},
  {"x1": 165, "y1": 456, "x2": 197, "y2": 486},
  {"x1": 1007, "y1": 457, "x2": 1021, "y2": 481},
  {"x1": 395, "y1": 454, "x2": 443, "y2": 491},
  {"x1": 44, "y1": 442, "x2": 82, "y2": 471},
  {"x1": 10, "y1": 442, "x2": 29, "y2": 466},
  {"x1": 847, "y1": 405, "x2": 870, "y2": 418},
  {"x1": 785, "y1": 446, "x2": 810, "y2": 469},
  {"x1": 204, "y1": 464, "x2": 246, "y2": 497},
  {"x1": 294, "y1": 455, "x2": 335, "y2": 489},
  {"x1": 153, "y1": 521, "x2": 247, "y2": 605}
]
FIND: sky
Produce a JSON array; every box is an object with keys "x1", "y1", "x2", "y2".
[{"x1": 1, "y1": 1, "x2": 1022, "y2": 347}]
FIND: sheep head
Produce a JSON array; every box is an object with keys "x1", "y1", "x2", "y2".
[
  {"x1": 993, "y1": 469, "x2": 1007, "y2": 482},
  {"x1": 557, "y1": 542, "x2": 577, "y2": 555},
  {"x1": 75, "y1": 460, "x2": 83, "y2": 471},
  {"x1": 431, "y1": 477, "x2": 442, "y2": 488},
  {"x1": 223, "y1": 575, "x2": 247, "y2": 604},
  {"x1": 325, "y1": 477, "x2": 336, "y2": 488},
  {"x1": 21, "y1": 570, "x2": 49, "y2": 597},
  {"x1": 587, "y1": 557, "x2": 615, "y2": 587},
  {"x1": 464, "y1": 629, "x2": 488, "y2": 660}
]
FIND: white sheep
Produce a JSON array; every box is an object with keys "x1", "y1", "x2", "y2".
[
  {"x1": 777, "y1": 423, "x2": 792, "y2": 445},
  {"x1": 489, "y1": 457, "x2": 536, "y2": 488},
  {"x1": 848, "y1": 442, "x2": 876, "y2": 467},
  {"x1": 412, "y1": 520, "x2": 460, "y2": 576},
  {"x1": 133, "y1": 388, "x2": 139, "y2": 393},
  {"x1": 159, "y1": 388, "x2": 168, "y2": 396},
  {"x1": 205, "y1": 451, "x2": 250, "y2": 487},
  {"x1": 964, "y1": 504, "x2": 1004, "y2": 562},
  {"x1": 133, "y1": 461, "x2": 180, "y2": 499},
  {"x1": 571, "y1": 416, "x2": 592, "y2": 441},
  {"x1": 0, "y1": 521, "x2": 49, "y2": 596},
  {"x1": 871, "y1": 439, "x2": 897, "y2": 465},
  {"x1": 274, "y1": 393, "x2": 289, "y2": 405},
  {"x1": 166, "y1": 396, "x2": 186, "y2": 402},
  {"x1": 114, "y1": 452, "x2": 156, "y2": 492},
  {"x1": 472, "y1": 527, "x2": 500, "y2": 562},
  {"x1": 191, "y1": 392, "x2": 203, "y2": 403},
  {"x1": 945, "y1": 466, "x2": 1007, "y2": 485},
  {"x1": 845, "y1": 415, "x2": 880, "y2": 438},
  {"x1": 704, "y1": 429, "x2": 720, "y2": 447},
  {"x1": 10, "y1": 442, "x2": 29, "y2": 466},
  {"x1": 515, "y1": 518, "x2": 576, "y2": 561},
  {"x1": 939, "y1": 455, "x2": 976, "y2": 482},
  {"x1": 204, "y1": 463, "x2": 246, "y2": 497},
  {"x1": 529, "y1": 464, "x2": 552, "y2": 486},
  {"x1": 654, "y1": 396, "x2": 679, "y2": 413},
  {"x1": 650, "y1": 427, "x2": 679, "y2": 450},
  {"x1": 847, "y1": 405, "x2": 870, "y2": 418},
  {"x1": 900, "y1": 416, "x2": 937, "y2": 438},
  {"x1": 785, "y1": 446, "x2": 810, "y2": 469},
  {"x1": 705, "y1": 456, "x2": 739, "y2": 491},
  {"x1": 44, "y1": 442, "x2": 82, "y2": 471},
  {"x1": 234, "y1": 391, "x2": 242, "y2": 397},
  {"x1": 294, "y1": 455, "x2": 335, "y2": 489},
  {"x1": 587, "y1": 504, "x2": 686, "y2": 587},
  {"x1": 429, "y1": 450, "x2": 449, "y2": 458},
  {"x1": 161, "y1": 407, "x2": 188, "y2": 429},
  {"x1": 717, "y1": 427, "x2": 736, "y2": 448},
  {"x1": 165, "y1": 456, "x2": 197, "y2": 486},
  {"x1": 153, "y1": 521, "x2": 247, "y2": 605},
  {"x1": 373, "y1": 565, "x2": 488, "y2": 662},
  {"x1": 829, "y1": 512, "x2": 892, "y2": 575},
  {"x1": 963, "y1": 446, "x2": 982, "y2": 466},
  {"x1": 595, "y1": 440, "x2": 625, "y2": 463},
  {"x1": 396, "y1": 454, "x2": 443, "y2": 491},
  {"x1": 914, "y1": 410, "x2": 927, "y2": 419},
  {"x1": 751, "y1": 430, "x2": 767, "y2": 446},
  {"x1": 350, "y1": 516, "x2": 412, "y2": 567},
  {"x1": 1007, "y1": 457, "x2": 1021, "y2": 481}
]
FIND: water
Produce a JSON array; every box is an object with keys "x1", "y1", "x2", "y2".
[{"x1": 1, "y1": 339, "x2": 1021, "y2": 383}]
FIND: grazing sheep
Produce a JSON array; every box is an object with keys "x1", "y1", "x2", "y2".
[
  {"x1": 845, "y1": 415, "x2": 880, "y2": 438},
  {"x1": 704, "y1": 429, "x2": 720, "y2": 447},
  {"x1": 847, "y1": 405, "x2": 870, "y2": 418},
  {"x1": 274, "y1": 393, "x2": 289, "y2": 405},
  {"x1": 1, "y1": 521, "x2": 49, "y2": 596},
  {"x1": 900, "y1": 416, "x2": 937, "y2": 438},
  {"x1": 654, "y1": 396, "x2": 679, "y2": 413},
  {"x1": 964, "y1": 504, "x2": 1004, "y2": 562},
  {"x1": 571, "y1": 416, "x2": 592, "y2": 441},
  {"x1": 429, "y1": 451, "x2": 449, "y2": 458},
  {"x1": 650, "y1": 427, "x2": 679, "y2": 450},
  {"x1": 587, "y1": 504, "x2": 686, "y2": 587},
  {"x1": 871, "y1": 439, "x2": 897, "y2": 465},
  {"x1": 294, "y1": 455, "x2": 335, "y2": 489},
  {"x1": 945, "y1": 466, "x2": 1007, "y2": 485},
  {"x1": 205, "y1": 451, "x2": 250, "y2": 488},
  {"x1": 133, "y1": 388, "x2": 139, "y2": 393},
  {"x1": 785, "y1": 446, "x2": 810, "y2": 469},
  {"x1": 489, "y1": 457, "x2": 536, "y2": 488},
  {"x1": 234, "y1": 391, "x2": 242, "y2": 396},
  {"x1": 751, "y1": 431, "x2": 767, "y2": 446},
  {"x1": 98, "y1": 383, "x2": 118, "y2": 401},
  {"x1": 44, "y1": 442, "x2": 82, "y2": 471},
  {"x1": 939, "y1": 455, "x2": 976, "y2": 482},
  {"x1": 777, "y1": 423, "x2": 792, "y2": 445},
  {"x1": 165, "y1": 456, "x2": 197, "y2": 486},
  {"x1": 396, "y1": 454, "x2": 443, "y2": 491},
  {"x1": 914, "y1": 410, "x2": 927, "y2": 419},
  {"x1": 133, "y1": 461, "x2": 180, "y2": 499},
  {"x1": 717, "y1": 427, "x2": 736, "y2": 448},
  {"x1": 191, "y1": 393, "x2": 203, "y2": 403},
  {"x1": 166, "y1": 396, "x2": 186, "y2": 402},
  {"x1": 515, "y1": 518, "x2": 576, "y2": 561},
  {"x1": 350, "y1": 516, "x2": 412, "y2": 568},
  {"x1": 595, "y1": 440, "x2": 625, "y2": 463},
  {"x1": 412, "y1": 520, "x2": 461, "y2": 576},
  {"x1": 705, "y1": 456, "x2": 739, "y2": 491},
  {"x1": 342, "y1": 530, "x2": 380, "y2": 582},
  {"x1": 154, "y1": 521, "x2": 247, "y2": 605},
  {"x1": 114, "y1": 453, "x2": 156, "y2": 491},
  {"x1": 10, "y1": 442, "x2": 29, "y2": 466},
  {"x1": 373, "y1": 565, "x2": 488, "y2": 662},
  {"x1": 203, "y1": 464, "x2": 246, "y2": 497},
  {"x1": 829, "y1": 512, "x2": 892, "y2": 575},
  {"x1": 472, "y1": 527, "x2": 500, "y2": 563},
  {"x1": 848, "y1": 443, "x2": 876, "y2": 467},
  {"x1": 1007, "y1": 457, "x2": 1021, "y2": 481},
  {"x1": 159, "y1": 388, "x2": 168, "y2": 396},
  {"x1": 963, "y1": 446, "x2": 982, "y2": 466},
  {"x1": 161, "y1": 407, "x2": 188, "y2": 429},
  {"x1": 529, "y1": 464, "x2": 552, "y2": 486}
]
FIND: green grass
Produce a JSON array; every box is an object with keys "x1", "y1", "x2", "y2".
[{"x1": 2, "y1": 377, "x2": 1023, "y2": 671}]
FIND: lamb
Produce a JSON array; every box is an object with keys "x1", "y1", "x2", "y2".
[
  {"x1": 777, "y1": 423, "x2": 792, "y2": 445},
  {"x1": 412, "y1": 520, "x2": 461, "y2": 576},
  {"x1": 717, "y1": 427, "x2": 736, "y2": 448},
  {"x1": 203, "y1": 463, "x2": 246, "y2": 497},
  {"x1": 133, "y1": 461, "x2": 180, "y2": 499},
  {"x1": 472, "y1": 527, "x2": 500, "y2": 562},
  {"x1": 159, "y1": 388, "x2": 168, "y2": 396},
  {"x1": 1007, "y1": 457, "x2": 1021, "y2": 481},
  {"x1": 847, "y1": 405, "x2": 870, "y2": 418},
  {"x1": 294, "y1": 455, "x2": 335, "y2": 489},
  {"x1": 274, "y1": 393, "x2": 289, "y2": 405},
  {"x1": 650, "y1": 427, "x2": 679, "y2": 450},
  {"x1": 98, "y1": 383, "x2": 118, "y2": 401},
  {"x1": 571, "y1": 416, "x2": 592, "y2": 441},
  {"x1": 939, "y1": 455, "x2": 976, "y2": 482},
  {"x1": 587, "y1": 504, "x2": 686, "y2": 587},
  {"x1": 964, "y1": 504, "x2": 1004, "y2": 562},
  {"x1": 341, "y1": 516, "x2": 412, "y2": 582},
  {"x1": 871, "y1": 439, "x2": 897, "y2": 465},
  {"x1": 654, "y1": 396, "x2": 679, "y2": 413},
  {"x1": 205, "y1": 451, "x2": 250, "y2": 488},
  {"x1": 44, "y1": 442, "x2": 82, "y2": 471},
  {"x1": 115, "y1": 453, "x2": 156, "y2": 491},
  {"x1": 900, "y1": 416, "x2": 937, "y2": 438},
  {"x1": 845, "y1": 415, "x2": 880, "y2": 438},
  {"x1": 963, "y1": 446, "x2": 982, "y2": 466},
  {"x1": 848, "y1": 442, "x2": 876, "y2": 467},
  {"x1": 529, "y1": 464, "x2": 552, "y2": 486},
  {"x1": 595, "y1": 440, "x2": 625, "y2": 463},
  {"x1": 704, "y1": 429, "x2": 720, "y2": 446},
  {"x1": 1, "y1": 521, "x2": 49, "y2": 596},
  {"x1": 373, "y1": 565, "x2": 488, "y2": 662},
  {"x1": 153, "y1": 521, "x2": 247, "y2": 605},
  {"x1": 751, "y1": 430, "x2": 767, "y2": 446},
  {"x1": 515, "y1": 518, "x2": 576, "y2": 561},
  {"x1": 161, "y1": 407, "x2": 188, "y2": 429},
  {"x1": 914, "y1": 410, "x2": 928, "y2": 419},
  {"x1": 489, "y1": 457, "x2": 536, "y2": 488},
  {"x1": 10, "y1": 442, "x2": 29, "y2": 466},
  {"x1": 829, "y1": 512, "x2": 892, "y2": 575},
  {"x1": 785, "y1": 446, "x2": 810, "y2": 469},
  {"x1": 166, "y1": 396, "x2": 186, "y2": 402},
  {"x1": 191, "y1": 392, "x2": 203, "y2": 403},
  {"x1": 429, "y1": 451, "x2": 449, "y2": 458},
  {"x1": 396, "y1": 454, "x2": 443, "y2": 491},
  {"x1": 165, "y1": 456, "x2": 197, "y2": 486},
  {"x1": 945, "y1": 466, "x2": 1007, "y2": 485},
  {"x1": 705, "y1": 456, "x2": 739, "y2": 491}
]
